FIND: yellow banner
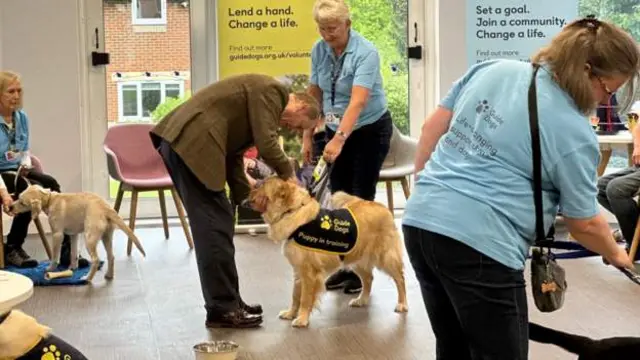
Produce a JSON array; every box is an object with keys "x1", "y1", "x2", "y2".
[{"x1": 217, "y1": 0, "x2": 319, "y2": 79}]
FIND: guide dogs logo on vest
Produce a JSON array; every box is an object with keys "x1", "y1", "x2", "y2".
[{"x1": 290, "y1": 208, "x2": 358, "y2": 255}]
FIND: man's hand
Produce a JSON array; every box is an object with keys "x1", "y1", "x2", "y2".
[
  {"x1": 18, "y1": 166, "x2": 30, "y2": 178},
  {"x1": 301, "y1": 136, "x2": 313, "y2": 164},
  {"x1": 2, "y1": 193, "x2": 13, "y2": 215},
  {"x1": 323, "y1": 136, "x2": 345, "y2": 164},
  {"x1": 633, "y1": 146, "x2": 640, "y2": 166}
]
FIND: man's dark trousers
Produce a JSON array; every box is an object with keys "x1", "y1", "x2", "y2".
[{"x1": 158, "y1": 140, "x2": 240, "y2": 313}]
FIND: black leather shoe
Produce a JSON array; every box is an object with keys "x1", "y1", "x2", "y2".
[
  {"x1": 205, "y1": 310, "x2": 263, "y2": 329},
  {"x1": 325, "y1": 269, "x2": 352, "y2": 290},
  {"x1": 77, "y1": 256, "x2": 90, "y2": 268},
  {"x1": 59, "y1": 255, "x2": 90, "y2": 269},
  {"x1": 240, "y1": 301, "x2": 263, "y2": 315},
  {"x1": 343, "y1": 273, "x2": 363, "y2": 294}
]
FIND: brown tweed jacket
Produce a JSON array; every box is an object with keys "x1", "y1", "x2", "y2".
[{"x1": 150, "y1": 74, "x2": 293, "y2": 203}]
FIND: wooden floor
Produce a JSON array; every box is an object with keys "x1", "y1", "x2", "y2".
[{"x1": 14, "y1": 221, "x2": 640, "y2": 360}]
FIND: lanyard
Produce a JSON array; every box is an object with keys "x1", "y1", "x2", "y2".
[
  {"x1": 2, "y1": 122, "x2": 16, "y2": 151},
  {"x1": 330, "y1": 55, "x2": 347, "y2": 108}
]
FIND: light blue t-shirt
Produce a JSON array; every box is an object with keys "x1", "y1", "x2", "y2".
[
  {"x1": 309, "y1": 29, "x2": 387, "y2": 131},
  {"x1": 402, "y1": 59, "x2": 600, "y2": 270},
  {"x1": 0, "y1": 110, "x2": 30, "y2": 170}
]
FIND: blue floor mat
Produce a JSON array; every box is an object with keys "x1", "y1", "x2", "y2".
[{"x1": 3, "y1": 261, "x2": 104, "y2": 286}]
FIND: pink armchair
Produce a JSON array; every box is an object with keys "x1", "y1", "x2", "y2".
[
  {"x1": 103, "y1": 123, "x2": 193, "y2": 255},
  {"x1": 0, "y1": 155, "x2": 54, "y2": 268}
]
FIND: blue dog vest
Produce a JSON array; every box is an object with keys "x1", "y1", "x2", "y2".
[{"x1": 290, "y1": 208, "x2": 359, "y2": 255}]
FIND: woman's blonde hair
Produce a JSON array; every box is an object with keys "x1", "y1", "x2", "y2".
[
  {"x1": 0, "y1": 71, "x2": 23, "y2": 110},
  {"x1": 312, "y1": 0, "x2": 350, "y2": 24},
  {"x1": 531, "y1": 17, "x2": 640, "y2": 115}
]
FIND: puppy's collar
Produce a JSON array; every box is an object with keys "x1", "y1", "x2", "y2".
[{"x1": 40, "y1": 190, "x2": 53, "y2": 212}]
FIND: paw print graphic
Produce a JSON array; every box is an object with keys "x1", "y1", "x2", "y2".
[
  {"x1": 320, "y1": 215, "x2": 332, "y2": 230},
  {"x1": 476, "y1": 100, "x2": 489, "y2": 114},
  {"x1": 41, "y1": 344, "x2": 62, "y2": 360}
]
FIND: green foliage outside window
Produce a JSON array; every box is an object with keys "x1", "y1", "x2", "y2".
[
  {"x1": 580, "y1": 0, "x2": 640, "y2": 40},
  {"x1": 150, "y1": 92, "x2": 191, "y2": 123}
]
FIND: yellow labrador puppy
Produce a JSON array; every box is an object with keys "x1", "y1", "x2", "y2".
[
  {"x1": 10, "y1": 184, "x2": 146, "y2": 282},
  {"x1": 248, "y1": 177, "x2": 408, "y2": 328}
]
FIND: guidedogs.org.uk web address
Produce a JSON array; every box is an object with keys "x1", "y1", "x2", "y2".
[{"x1": 229, "y1": 51, "x2": 311, "y2": 62}]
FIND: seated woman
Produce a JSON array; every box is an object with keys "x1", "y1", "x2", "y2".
[{"x1": 0, "y1": 71, "x2": 86, "y2": 268}]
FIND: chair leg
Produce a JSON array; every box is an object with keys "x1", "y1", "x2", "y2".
[
  {"x1": 171, "y1": 187, "x2": 193, "y2": 249},
  {"x1": 385, "y1": 181, "x2": 394, "y2": 212},
  {"x1": 126, "y1": 190, "x2": 139, "y2": 256},
  {"x1": 158, "y1": 190, "x2": 169, "y2": 239},
  {"x1": 629, "y1": 219, "x2": 640, "y2": 262},
  {"x1": 113, "y1": 182, "x2": 125, "y2": 214},
  {"x1": 0, "y1": 212, "x2": 4, "y2": 269},
  {"x1": 34, "y1": 218, "x2": 53, "y2": 260},
  {"x1": 597, "y1": 148, "x2": 612, "y2": 177},
  {"x1": 400, "y1": 177, "x2": 411, "y2": 199}
]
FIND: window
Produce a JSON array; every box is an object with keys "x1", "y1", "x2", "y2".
[
  {"x1": 117, "y1": 81, "x2": 184, "y2": 121},
  {"x1": 132, "y1": 0, "x2": 166, "y2": 25}
]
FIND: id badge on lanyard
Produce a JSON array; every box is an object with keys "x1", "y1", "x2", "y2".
[
  {"x1": 325, "y1": 55, "x2": 347, "y2": 126},
  {"x1": 4, "y1": 124, "x2": 18, "y2": 161}
]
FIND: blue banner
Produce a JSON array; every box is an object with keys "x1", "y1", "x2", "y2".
[{"x1": 467, "y1": 1, "x2": 578, "y2": 67}]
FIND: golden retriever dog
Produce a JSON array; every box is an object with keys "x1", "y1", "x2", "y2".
[
  {"x1": 248, "y1": 177, "x2": 408, "y2": 328},
  {"x1": 10, "y1": 184, "x2": 146, "y2": 282}
]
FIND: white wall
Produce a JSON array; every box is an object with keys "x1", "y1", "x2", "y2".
[
  {"x1": 438, "y1": 0, "x2": 468, "y2": 99},
  {"x1": 0, "y1": 0, "x2": 88, "y2": 233},
  {"x1": 0, "y1": 0, "x2": 85, "y2": 192}
]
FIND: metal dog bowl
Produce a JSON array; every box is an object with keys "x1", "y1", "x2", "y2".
[{"x1": 193, "y1": 341, "x2": 239, "y2": 360}]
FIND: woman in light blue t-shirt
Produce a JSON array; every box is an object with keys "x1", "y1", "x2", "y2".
[{"x1": 403, "y1": 18, "x2": 639, "y2": 359}]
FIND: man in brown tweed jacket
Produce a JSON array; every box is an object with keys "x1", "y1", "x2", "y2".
[{"x1": 150, "y1": 74, "x2": 320, "y2": 329}]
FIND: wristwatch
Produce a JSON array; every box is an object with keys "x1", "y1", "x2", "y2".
[{"x1": 336, "y1": 130, "x2": 349, "y2": 139}]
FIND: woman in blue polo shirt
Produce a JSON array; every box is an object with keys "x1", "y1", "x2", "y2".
[
  {"x1": 402, "y1": 18, "x2": 637, "y2": 359},
  {"x1": 304, "y1": 0, "x2": 393, "y2": 294},
  {"x1": 0, "y1": 71, "x2": 86, "y2": 268}
]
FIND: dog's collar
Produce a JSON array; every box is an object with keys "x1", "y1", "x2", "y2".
[{"x1": 40, "y1": 190, "x2": 53, "y2": 212}]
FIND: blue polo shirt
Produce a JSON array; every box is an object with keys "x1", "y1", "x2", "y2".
[
  {"x1": 402, "y1": 59, "x2": 600, "y2": 270},
  {"x1": 0, "y1": 110, "x2": 30, "y2": 170},
  {"x1": 309, "y1": 29, "x2": 387, "y2": 131}
]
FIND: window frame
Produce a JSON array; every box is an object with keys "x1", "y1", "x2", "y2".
[
  {"x1": 116, "y1": 80, "x2": 185, "y2": 122},
  {"x1": 131, "y1": 0, "x2": 167, "y2": 26}
]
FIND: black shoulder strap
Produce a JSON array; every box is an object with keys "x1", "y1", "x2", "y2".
[{"x1": 528, "y1": 63, "x2": 546, "y2": 244}]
